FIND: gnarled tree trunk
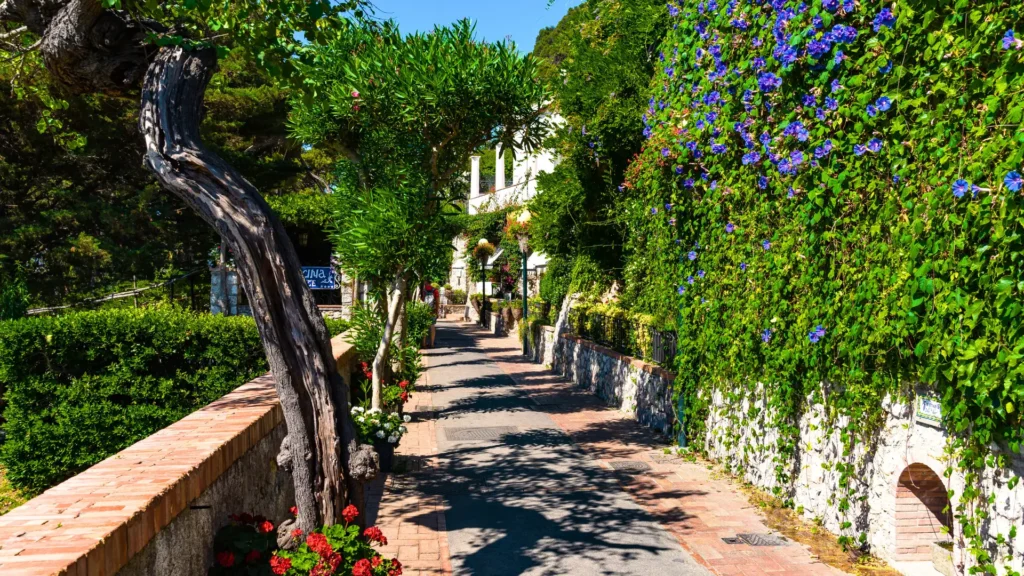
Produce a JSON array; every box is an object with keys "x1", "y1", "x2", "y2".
[{"x1": 139, "y1": 46, "x2": 376, "y2": 531}]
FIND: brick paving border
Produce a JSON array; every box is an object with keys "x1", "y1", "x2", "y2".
[
  {"x1": 472, "y1": 324, "x2": 846, "y2": 576},
  {"x1": 364, "y1": 351, "x2": 452, "y2": 576}
]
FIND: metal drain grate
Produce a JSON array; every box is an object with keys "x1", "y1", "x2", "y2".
[
  {"x1": 608, "y1": 460, "x2": 652, "y2": 473},
  {"x1": 722, "y1": 533, "x2": 790, "y2": 547},
  {"x1": 443, "y1": 426, "x2": 518, "y2": 441}
]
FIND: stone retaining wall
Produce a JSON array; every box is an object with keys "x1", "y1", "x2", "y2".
[
  {"x1": 704, "y1": 386, "x2": 1024, "y2": 573},
  {"x1": 0, "y1": 333, "x2": 358, "y2": 576},
  {"x1": 550, "y1": 333, "x2": 675, "y2": 437}
]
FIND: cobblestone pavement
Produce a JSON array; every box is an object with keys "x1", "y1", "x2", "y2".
[{"x1": 368, "y1": 320, "x2": 846, "y2": 576}]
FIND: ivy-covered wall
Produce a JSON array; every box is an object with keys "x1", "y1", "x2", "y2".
[{"x1": 620, "y1": 0, "x2": 1024, "y2": 571}]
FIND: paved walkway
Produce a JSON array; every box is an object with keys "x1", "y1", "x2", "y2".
[{"x1": 369, "y1": 320, "x2": 846, "y2": 576}]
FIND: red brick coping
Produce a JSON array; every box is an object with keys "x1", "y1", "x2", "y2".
[
  {"x1": 0, "y1": 333, "x2": 357, "y2": 576},
  {"x1": 559, "y1": 333, "x2": 676, "y2": 381}
]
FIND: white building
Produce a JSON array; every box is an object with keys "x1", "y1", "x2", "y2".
[{"x1": 450, "y1": 118, "x2": 562, "y2": 299}]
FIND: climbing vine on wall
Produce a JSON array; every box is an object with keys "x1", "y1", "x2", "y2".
[{"x1": 621, "y1": 0, "x2": 1024, "y2": 571}]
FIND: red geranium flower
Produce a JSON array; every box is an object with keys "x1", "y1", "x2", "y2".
[
  {"x1": 270, "y1": 555, "x2": 292, "y2": 575},
  {"x1": 399, "y1": 391, "x2": 409, "y2": 403},
  {"x1": 306, "y1": 532, "x2": 334, "y2": 558},
  {"x1": 363, "y1": 526, "x2": 387, "y2": 545},
  {"x1": 291, "y1": 528, "x2": 303, "y2": 539},
  {"x1": 352, "y1": 558, "x2": 373, "y2": 576},
  {"x1": 257, "y1": 520, "x2": 275, "y2": 534},
  {"x1": 342, "y1": 504, "x2": 360, "y2": 524},
  {"x1": 216, "y1": 551, "x2": 235, "y2": 568},
  {"x1": 245, "y1": 550, "x2": 261, "y2": 563},
  {"x1": 372, "y1": 555, "x2": 382, "y2": 567},
  {"x1": 398, "y1": 380, "x2": 408, "y2": 389},
  {"x1": 290, "y1": 506, "x2": 298, "y2": 516},
  {"x1": 388, "y1": 559, "x2": 404, "y2": 576}
]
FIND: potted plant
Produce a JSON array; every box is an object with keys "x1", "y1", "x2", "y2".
[{"x1": 351, "y1": 407, "x2": 410, "y2": 473}]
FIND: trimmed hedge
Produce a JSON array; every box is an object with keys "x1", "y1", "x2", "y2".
[
  {"x1": 0, "y1": 308, "x2": 266, "y2": 492},
  {"x1": 0, "y1": 308, "x2": 349, "y2": 494}
]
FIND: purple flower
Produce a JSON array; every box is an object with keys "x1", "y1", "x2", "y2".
[
  {"x1": 893, "y1": 175, "x2": 901, "y2": 184},
  {"x1": 791, "y1": 150, "x2": 805, "y2": 165},
  {"x1": 712, "y1": 142, "x2": 727, "y2": 154},
  {"x1": 683, "y1": 178, "x2": 695, "y2": 188},
  {"x1": 825, "y1": 96, "x2": 838, "y2": 110},
  {"x1": 742, "y1": 151, "x2": 761, "y2": 165},
  {"x1": 1004, "y1": 30, "x2": 1018, "y2": 50},
  {"x1": 665, "y1": 66, "x2": 675, "y2": 77},
  {"x1": 669, "y1": 218, "x2": 676, "y2": 226},
  {"x1": 831, "y1": 79, "x2": 842, "y2": 93},
  {"x1": 854, "y1": 144, "x2": 867, "y2": 156},
  {"x1": 662, "y1": 147, "x2": 670, "y2": 157},
  {"x1": 762, "y1": 328, "x2": 772, "y2": 343},
  {"x1": 867, "y1": 138, "x2": 883, "y2": 153},
  {"x1": 684, "y1": 275, "x2": 694, "y2": 284},
  {"x1": 762, "y1": 239, "x2": 771, "y2": 250},
  {"x1": 677, "y1": 285, "x2": 686, "y2": 295},
  {"x1": 866, "y1": 104, "x2": 878, "y2": 117},
  {"x1": 876, "y1": 96, "x2": 892, "y2": 112},
  {"x1": 873, "y1": 8, "x2": 896, "y2": 32},
  {"x1": 822, "y1": 0, "x2": 838, "y2": 11},
  {"x1": 726, "y1": 222, "x2": 735, "y2": 233},
  {"x1": 740, "y1": 262, "x2": 747, "y2": 271},
  {"x1": 807, "y1": 39, "x2": 832, "y2": 59},
  {"x1": 827, "y1": 25, "x2": 858, "y2": 44},
  {"x1": 675, "y1": 166, "x2": 684, "y2": 175},
  {"x1": 879, "y1": 60, "x2": 893, "y2": 74},
  {"x1": 731, "y1": 18, "x2": 749, "y2": 30},
  {"x1": 757, "y1": 72, "x2": 783, "y2": 92},
  {"x1": 665, "y1": 203, "x2": 674, "y2": 211},
  {"x1": 643, "y1": 126, "x2": 653, "y2": 139},
  {"x1": 953, "y1": 179, "x2": 969, "y2": 198},
  {"x1": 688, "y1": 250, "x2": 697, "y2": 261},
  {"x1": 815, "y1": 107, "x2": 826, "y2": 120},
  {"x1": 667, "y1": 2, "x2": 679, "y2": 17},
  {"x1": 802, "y1": 94, "x2": 817, "y2": 107},
  {"x1": 651, "y1": 207, "x2": 659, "y2": 215},
  {"x1": 752, "y1": 57, "x2": 767, "y2": 69},
  {"x1": 808, "y1": 324, "x2": 825, "y2": 343},
  {"x1": 758, "y1": 176, "x2": 768, "y2": 189},
  {"x1": 1004, "y1": 171, "x2": 1022, "y2": 192},
  {"x1": 698, "y1": 270, "x2": 706, "y2": 278},
  {"x1": 834, "y1": 50, "x2": 845, "y2": 66}
]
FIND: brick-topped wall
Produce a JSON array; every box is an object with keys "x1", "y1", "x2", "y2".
[{"x1": 0, "y1": 333, "x2": 358, "y2": 576}]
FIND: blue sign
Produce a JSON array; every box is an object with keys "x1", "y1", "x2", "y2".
[{"x1": 302, "y1": 267, "x2": 337, "y2": 290}]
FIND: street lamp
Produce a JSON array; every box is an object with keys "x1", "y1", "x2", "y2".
[
  {"x1": 473, "y1": 238, "x2": 495, "y2": 327},
  {"x1": 514, "y1": 209, "x2": 532, "y2": 355}
]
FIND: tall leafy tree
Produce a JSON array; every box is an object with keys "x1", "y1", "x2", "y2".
[
  {"x1": 290, "y1": 19, "x2": 549, "y2": 408},
  {"x1": 0, "y1": 0, "x2": 373, "y2": 531},
  {"x1": 527, "y1": 0, "x2": 668, "y2": 309}
]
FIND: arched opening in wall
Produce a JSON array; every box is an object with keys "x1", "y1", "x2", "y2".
[{"x1": 895, "y1": 463, "x2": 952, "y2": 561}]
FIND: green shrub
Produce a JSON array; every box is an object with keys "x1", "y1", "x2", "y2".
[
  {"x1": 0, "y1": 308, "x2": 269, "y2": 493},
  {"x1": 447, "y1": 289, "x2": 467, "y2": 305},
  {"x1": 322, "y1": 316, "x2": 351, "y2": 338},
  {"x1": 539, "y1": 257, "x2": 571, "y2": 310},
  {"x1": 405, "y1": 300, "x2": 435, "y2": 346},
  {"x1": 0, "y1": 274, "x2": 29, "y2": 321}
]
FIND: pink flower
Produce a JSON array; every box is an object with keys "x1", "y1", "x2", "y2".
[{"x1": 352, "y1": 90, "x2": 360, "y2": 98}]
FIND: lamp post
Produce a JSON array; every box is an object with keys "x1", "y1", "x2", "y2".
[
  {"x1": 515, "y1": 209, "x2": 532, "y2": 356},
  {"x1": 476, "y1": 238, "x2": 489, "y2": 327}
]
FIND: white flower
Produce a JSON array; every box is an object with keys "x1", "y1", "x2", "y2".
[
  {"x1": 368, "y1": 408, "x2": 382, "y2": 415},
  {"x1": 387, "y1": 435, "x2": 398, "y2": 444},
  {"x1": 403, "y1": 415, "x2": 412, "y2": 423},
  {"x1": 383, "y1": 422, "x2": 392, "y2": 430},
  {"x1": 376, "y1": 430, "x2": 385, "y2": 439},
  {"x1": 399, "y1": 426, "x2": 408, "y2": 434},
  {"x1": 351, "y1": 406, "x2": 364, "y2": 413}
]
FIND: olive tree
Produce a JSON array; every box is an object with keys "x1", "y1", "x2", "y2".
[
  {"x1": 0, "y1": 0, "x2": 374, "y2": 532},
  {"x1": 290, "y1": 20, "x2": 549, "y2": 408}
]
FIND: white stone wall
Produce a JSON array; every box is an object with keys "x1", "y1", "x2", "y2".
[{"x1": 704, "y1": 386, "x2": 1024, "y2": 573}]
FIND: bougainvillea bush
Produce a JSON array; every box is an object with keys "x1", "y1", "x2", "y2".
[{"x1": 620, "y1": 0, "x2": 1023, "y2": 570}]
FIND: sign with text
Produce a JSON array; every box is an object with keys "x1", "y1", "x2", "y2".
[
  {"x1": 916, "y1": 393, "x2": 942, "y2": 426},
  {"x1": 302, "y1": 267, "x2": 337, "y2": 290}
]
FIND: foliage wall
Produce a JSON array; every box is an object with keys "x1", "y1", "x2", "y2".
[{"x1": 622, "y1": 0, "x2": 1024, "y2": 566}]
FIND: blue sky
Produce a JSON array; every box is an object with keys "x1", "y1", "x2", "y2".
[{"x1": 372, "y1": 0, "x2": 583, "y2": 53}]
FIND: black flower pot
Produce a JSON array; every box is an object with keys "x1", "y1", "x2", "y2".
[{"x1": 373, "y1": 439, "x2": 395, "y2": 473}]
